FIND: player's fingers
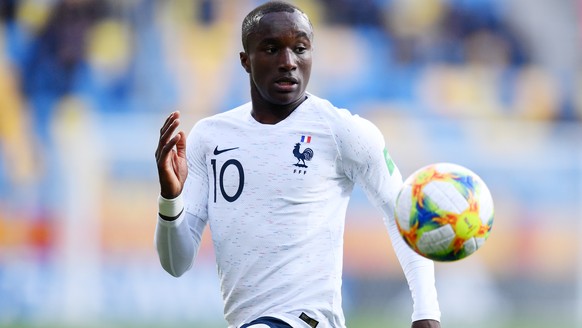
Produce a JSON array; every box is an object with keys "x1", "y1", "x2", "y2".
[
  {"x1": 157, "y1": 112, "x2": 179, "y2": 147},
  {"x1": 156, "y1": 111, "x2": 179, "y2": 158},
  {"x1": 156, "y1": 136, "x2": 179, "y2": 171},
  {"x1": 156, "y1": 119, "x2": 180, "y2": 159},
  {"x1": 159, "y1": 111, "x2": 180, "y2": 137},
  {"x1": 156, "y1": 127, "x2": 178, "y2": 160},
  {"x1": 161, "y1": 132, "x2": 183, "y2": 158}
]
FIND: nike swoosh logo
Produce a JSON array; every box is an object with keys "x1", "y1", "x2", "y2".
[{"x1": 213, "y1": 146, "x2": 239, "y2": 155}]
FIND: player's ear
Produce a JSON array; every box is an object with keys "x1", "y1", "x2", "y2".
[{"x1": 240, "y1": 51, "x2": 251, "y2": 73}]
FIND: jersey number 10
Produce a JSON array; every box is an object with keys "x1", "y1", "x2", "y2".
[{"x1": 211, "y1": 159, "x2": 245, "y2": 203}]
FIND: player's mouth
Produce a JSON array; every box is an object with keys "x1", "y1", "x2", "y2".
[{"x1": 274, "y1": 77, "x2": 298, "y2": 92}]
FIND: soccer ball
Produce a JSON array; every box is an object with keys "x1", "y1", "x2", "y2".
[{"x1": 394, "y1": 163, "x2": 494, "y2": 262}]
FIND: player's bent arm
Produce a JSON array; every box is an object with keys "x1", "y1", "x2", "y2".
[
  {"x1": 155, "y1": 195, "x2": 206, "y2": 277},
  {"x1": 333, "y1": 110, "x2": 440, "y2": 324}
]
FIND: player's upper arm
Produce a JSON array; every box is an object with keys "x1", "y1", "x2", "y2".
[{"x1": 334, "y1": 111, "x2": 403, "y2": 209}]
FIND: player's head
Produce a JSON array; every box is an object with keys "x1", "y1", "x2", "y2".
[
  {"x1": 241, "y1": 1, "x2": 313, "y2": 53},
  {"x1": 240, "y1": 1, "x2": 313, "y2": 107}
]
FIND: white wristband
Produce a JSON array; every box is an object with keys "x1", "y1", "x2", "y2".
[{"x1": 158, "y1": 194, "x2": 184, "y2": 218}]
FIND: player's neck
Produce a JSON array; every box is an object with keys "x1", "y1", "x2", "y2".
[{"x1": 250, "y1": 93, "x2": 308, "y2": 125}]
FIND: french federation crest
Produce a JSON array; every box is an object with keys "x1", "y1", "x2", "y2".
[{"x1": 292, "y1": 135, "x2": 314, "y2": 173}]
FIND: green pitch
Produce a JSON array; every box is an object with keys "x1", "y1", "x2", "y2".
[
  {"x1": 2, "y1": 312, "x2": 576, "y2": 328},
  {"x1": 3, "y1": 319, "x2": 575, "y2": 328}
]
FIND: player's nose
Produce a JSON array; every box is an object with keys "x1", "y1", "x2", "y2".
[{"x1": 278, "y1": 48, "x2": 297, "y2": 71}]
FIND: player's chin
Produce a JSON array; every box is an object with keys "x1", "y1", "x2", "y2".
[{"x1": 267, "y1": 90, "x2": 305, "y2": 106}]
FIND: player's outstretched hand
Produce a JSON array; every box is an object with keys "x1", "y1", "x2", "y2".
[
  {"x1": 155, "y1": 111, "x2": 188, "y2": 199},
  {"x1": 411, "y1": 319, "x2": 440, "y2": 328}
]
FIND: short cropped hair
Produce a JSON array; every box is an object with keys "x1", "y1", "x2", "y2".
[{"x1": 241, "y1": 1, "x2": 313, "y2": 52}]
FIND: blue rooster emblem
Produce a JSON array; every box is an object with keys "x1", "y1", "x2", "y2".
[{"x1": 293, "y1": 143, "x2": 314, "y2": 168}]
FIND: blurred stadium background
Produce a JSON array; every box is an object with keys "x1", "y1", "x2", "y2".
[{"x1": 0, "y1": 0, "x2": 581, "y2": 327}]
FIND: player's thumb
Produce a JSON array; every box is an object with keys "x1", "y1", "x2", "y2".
[{"x1": 176, "y1": 131, "x2": 187, "y2": 157}]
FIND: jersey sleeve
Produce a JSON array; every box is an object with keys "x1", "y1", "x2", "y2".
[
  {"x1": 334, "y1": 112, "x2": 402, "y2": 209},
  {"x1": 155, "y1": 121, "x2": 210, "y2": 277},
  {"x1": 335, "y1": 113, "x2": 441, "y2": 323}
]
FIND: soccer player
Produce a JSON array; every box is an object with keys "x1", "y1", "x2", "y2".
[{"x1": 154, "y1": 1, "x2": 441, "y2": 327}]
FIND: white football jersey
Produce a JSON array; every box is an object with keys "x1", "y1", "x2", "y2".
[{"x1": 155, "y1": 94, "x2": 440, "y2": 328}]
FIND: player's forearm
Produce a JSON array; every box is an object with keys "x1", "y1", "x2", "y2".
[
  {"x1": 155, "y1": 214, "x2": 197, "y2": 277},
  {"x1": 382, "y1": 206, "x2": 441, "y2": 322},
  {"x1": 155, "y1": 195, "x2": 200, "y2": 277}
]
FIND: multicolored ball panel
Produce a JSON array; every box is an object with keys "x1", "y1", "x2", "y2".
[{"x1": 395, "y1": 163, "x2": 494, "y2": 261}]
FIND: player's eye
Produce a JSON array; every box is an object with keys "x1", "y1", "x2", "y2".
[
  {"x1": 295, "y1": 46, "x2": 307, "y2": 54},
  {"x1": 265, "y1": 46, "x2": 278, "y2": 54}
]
